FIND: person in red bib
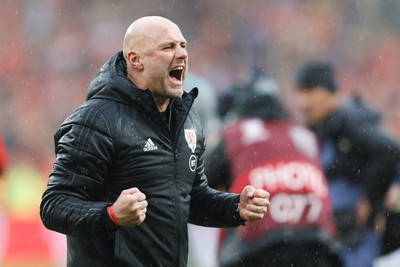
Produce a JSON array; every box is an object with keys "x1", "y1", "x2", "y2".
[{"x1": 207, "y1": 71, "x2": 341, "y2": 267}]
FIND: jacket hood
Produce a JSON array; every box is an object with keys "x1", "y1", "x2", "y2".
[
  {"x1": 85, "y1": 51, "x2": 197, "y2": 115},
  {"x1": 87, "y1": 52, "x2": 142, "y2": 102}
]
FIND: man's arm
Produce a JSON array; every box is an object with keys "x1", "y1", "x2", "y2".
[
  {"x1": 40, "y1": 108, "x2": 118, "y2": 237},
  {"x1": 350, "y1": 123, "x2": 400, "y2": 205},
  {"x1": 189, "y1": 143, "x2": 270, "y2": 227}
]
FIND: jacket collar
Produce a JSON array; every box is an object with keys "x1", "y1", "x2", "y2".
[{"x1": 86, "y1": 51, "x2": 198, "y2": 116}]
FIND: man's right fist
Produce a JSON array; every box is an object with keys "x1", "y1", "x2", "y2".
[{"x1": 110, "y1": 187, "x2": 148, "y2": 227}]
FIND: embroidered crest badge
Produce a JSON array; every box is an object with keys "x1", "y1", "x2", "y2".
[{"x1": 184, "y1": 129, "x2": 196, "y2": 153}]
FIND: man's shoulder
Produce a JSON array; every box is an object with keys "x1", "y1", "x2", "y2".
[
  {"x1": 65, "y1": 99, "x2": 112, "y2": 120},
  {"x1": 323, "y1": 103, "x2": 373, "y2": 132},
  {"x1": 59, "y1": 98, "x2": 128, "y2": 135}
]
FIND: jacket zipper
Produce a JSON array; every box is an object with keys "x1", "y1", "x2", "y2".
[
  {"x1": 168, "y1": 105, "x2": 179, "y2": 163},
  {"x1": 171, "y1": 95, "x2": 195, "y2": 266}
]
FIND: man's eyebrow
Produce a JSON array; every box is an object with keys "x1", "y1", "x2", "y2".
[{"x1": 158, "y1": 40, "x2": 187, "y2": 47}]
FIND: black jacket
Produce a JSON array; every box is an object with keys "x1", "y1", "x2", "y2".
[
  {"x1": 40, "y1": 52, "x2": 243, "y2": 267},
  {"x1": 312, "y1": 97, "x2": 400, "y2": 211}
]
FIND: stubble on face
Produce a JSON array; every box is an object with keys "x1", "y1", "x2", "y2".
[
  {"x1": 124, "y1": 16, "x2": 188, "y2": 111},
  {"x1": 145, "y1": 56, "x2": 185, "y2": 100}
]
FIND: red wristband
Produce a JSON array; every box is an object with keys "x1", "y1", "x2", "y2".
[{"x1": 107, "y1": 205, "x2": 120, "y2": 225}]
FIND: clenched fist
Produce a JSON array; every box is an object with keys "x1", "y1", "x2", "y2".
[
  {"x1": 239, "y1": 185, "x2": 270, "y2": 222},
  {"x1": 111, "y1": 187, "x2": 148, "y2": 227}
]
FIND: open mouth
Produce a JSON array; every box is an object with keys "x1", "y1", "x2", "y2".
[{"x1": 169, "y1": 66, "x2": 184, "y2": 83}]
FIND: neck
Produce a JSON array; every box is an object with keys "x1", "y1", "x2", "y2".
[
  {"x1": 127, "y1": 69, "x2": 170, "y2": 112},
  {"x1": 153, "y1": 97, "x2": 171, "y2": 112}
]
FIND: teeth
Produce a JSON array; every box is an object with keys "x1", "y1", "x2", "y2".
[{"x1": 172, "y1": 66, "x2": 184, "y2": 71}]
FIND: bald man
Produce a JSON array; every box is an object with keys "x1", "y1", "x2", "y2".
[{"x1": 40, "y1": 16, "x2": 270, "y2": 267}]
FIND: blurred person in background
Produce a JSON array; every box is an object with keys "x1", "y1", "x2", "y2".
[
  {"x1": 40, "y1": 16, "x2": 270, "y2": 267},
  {"x1": 0, "y1": 135, "x2": 8, "y2": 263},
  {"x1": 294, "y1": 61, "x2": 400, "y2": 267},
  {"x1": 206, "y1": 70, "x2": 342, "y2": 267}
]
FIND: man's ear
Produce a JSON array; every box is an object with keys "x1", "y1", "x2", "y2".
[{"x1": 127, "y1": 50, "x2": 143, "y2": 70}]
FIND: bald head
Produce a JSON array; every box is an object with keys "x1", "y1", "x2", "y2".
[
  {"x1": 123, "y1": 16, "x2": 181, "y2": 59},
  {"x1": 121, "y1": 16, "x2": 188, "y2": 111}
]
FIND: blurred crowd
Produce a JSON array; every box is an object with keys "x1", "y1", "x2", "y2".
[{"x1": 1, "y1": 0, "x2": 400, "y2": 266}]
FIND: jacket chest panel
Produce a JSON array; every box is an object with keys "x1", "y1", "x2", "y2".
[{"x1": 109, "y1": 112, "x2": 201, "y2": 195}]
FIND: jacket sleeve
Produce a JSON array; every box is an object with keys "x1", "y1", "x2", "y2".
[
  {"x1": 346, "y1": 120, "x2": 400, "y2": 205},
  {"x1": 189, "y1": 186, "x2": 244, "y2": 227},
  {"x1": 40, "y1": 105, "x2": 119, "y2": 237},
  {"x1": 188, "y1": 139, "x2": 244, "y2": 227}
]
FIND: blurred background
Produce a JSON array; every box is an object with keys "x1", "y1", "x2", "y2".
[{"x1": 1, "y1": 0, "x2": 400, "y2": 266}]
